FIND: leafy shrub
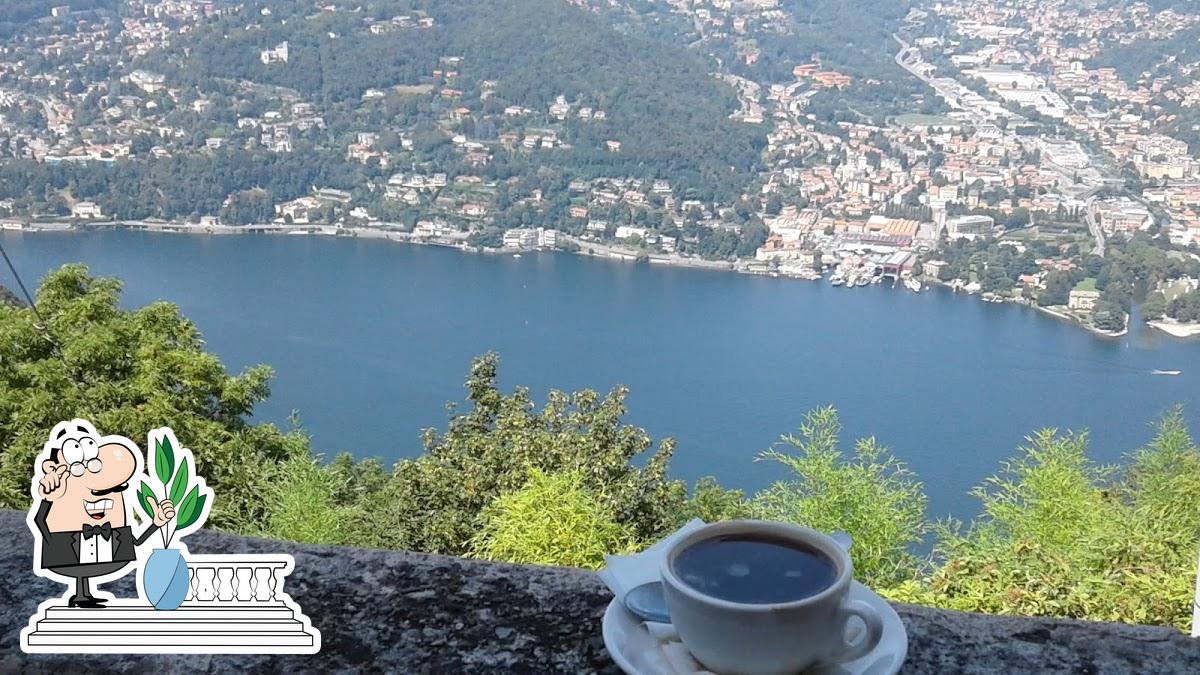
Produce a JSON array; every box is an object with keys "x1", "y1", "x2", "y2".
[
  {"x1": 749, "y1": 407, "x2": 929, "y2": 589},
  {"x1": 359, "y1": 353, "x2": 686, "y2": 555},
  {"x1": 470, "y1": 467, "x2": 635, "y2": 569},
  {"x1": 259, "y1": 456, "x2": 348, "y2": 546},
  {"x1": 678, "y1": 476, "x2": 751, "y2": 524},
  {"x1": 920, "y1": 413, "x2": 1200, "y2": 632}
]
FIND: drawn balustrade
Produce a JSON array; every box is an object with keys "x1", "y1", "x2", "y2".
[{"x1": 184, "y1": 555, "x2": 290, "y2": 605}]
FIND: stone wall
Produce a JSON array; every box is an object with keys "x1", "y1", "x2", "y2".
[{"x1": 0, "y1": 509, "x2": 1196, "y2": 673}]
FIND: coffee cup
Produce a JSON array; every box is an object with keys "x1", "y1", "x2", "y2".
[{"x1": 659, "y1": 520, "x2": 883, "y2": 675}]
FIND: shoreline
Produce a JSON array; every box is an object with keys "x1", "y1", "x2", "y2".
[
  {"x1": 1034, "y1": 305, "x2": 1129, "y2": 338},
  {"x1": 1147, "y1": 320, "x2": 1200, "y2": 338},
  {"x1": 0, "y1": 220, "x2": 1170, "y2": 340},
  {"x1": 916, "y1": 278, "x2": 1133, "y2": 339}
]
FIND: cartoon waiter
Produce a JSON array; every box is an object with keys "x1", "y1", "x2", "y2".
[{"x1": 29, "y1": 419, "x2": 175, "y2": 608}]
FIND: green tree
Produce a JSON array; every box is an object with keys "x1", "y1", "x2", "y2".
[
  {"x1": 1038, "y1": 270, "x2": 1078, "y2": 306},
  {"x1": 219, "y1": 188, "x2": 274, "y2": 225},
  {"x1": 680, "y1": 476, "x2": 751, "y2": 523},
  {"x1": 982, "y1": 262, "x2": 1012, "y2": 294},
  {"x1": 362, "y1": 353, "x2": 686, "y2": 555},
  {"x1": 765, "y1": 194, "x2": 783, "y2": 216},
  {"x1": 469, "y1": 467, "x2": 635, "y2": 569},
  {"x1": 1142, "y1": 291, "x2": 1168, "y2": 321},
  {"x1": 0, "y1": 266, "x2": 310, "y2": 531},
  {"x1": 1167, "y1": 291, "x2": 1200, "y2": 322},
  {"x1": 749, "y1": 407, "x2": 928, "y2": 588},
  {"x1": 1092, "y1": 299, "x2": 1127, "y2": 332}
]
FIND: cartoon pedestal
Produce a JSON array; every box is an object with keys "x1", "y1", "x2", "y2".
[
  {"x1": 21, "y1": 421, "x2": 321, "y2": 655},
  {"x1": 23, "y1": 554, "x2": 319, "y2": 653}
]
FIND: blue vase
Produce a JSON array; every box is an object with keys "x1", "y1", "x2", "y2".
[{"x1": 143, "y1": 548, "x2": 189, "y2": 610}]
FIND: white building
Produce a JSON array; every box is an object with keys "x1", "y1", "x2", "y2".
[
  {"x1": 71, "y1": 202, "x2": 103, "y2": 219},
  {"x1": 260, "y1": 42, "x2": 289, "y2": 65},
  {"x1": 1096, "y1": 199, "x2": 1152, "y2": 234},
  {"x1": 503, "y1": 228, "x2": 538, "y2": 250},
  {"x1": 1039, "y1": 139, "x2": 1090, "y2": 169},
  {"x1": 947, "y1": 215, "x2": 995, "y2": 241},
  {"x1": 614, "y1": 226, "x2": 649, "y2": 240},
  {"x1": 128, "y1": 70, "x2": 165, "y2": 94}
]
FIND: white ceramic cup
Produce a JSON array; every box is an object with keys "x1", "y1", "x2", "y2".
[{"x1": 659, "y1": 520, "x2": 884, "y2": 675}]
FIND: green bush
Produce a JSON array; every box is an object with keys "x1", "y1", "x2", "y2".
[
  {"x1": 259, "y1": 456, "x2": 349, "y2": 546},
  {"x1": 917, "y1": 413, "x2": 1200, "y2": 632},
  {"x1": 749, "y1": 407, "x2": 929, "y2": 589},
  {"x1": 678, "y1": 476, "x2": 751, "y2": 524},
  {"x1": 470, "y1": 467, "x2": 635, "y2": 569},
  {"x1": 358, "y1": 353, "x2": 686, "y2": 555}
]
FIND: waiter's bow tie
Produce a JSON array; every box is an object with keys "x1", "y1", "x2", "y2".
[{"x1": 82, "y1": 522, "x2": 112, "y2": 541}]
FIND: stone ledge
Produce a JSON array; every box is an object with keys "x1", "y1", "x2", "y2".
[{"x1": 0, "y1": 509, "x2": 1195, "y2": 673}]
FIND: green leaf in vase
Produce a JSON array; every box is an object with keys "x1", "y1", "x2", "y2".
[
  {"x1": 169, "y1": 457, "x2": 189, "y2": 508},
  {"x1": 177, "y1": 485, "x2": 199, "y2": 528},
  {"x1": 154, "y1": 436, "x2": 174, "y2": 485},
  {"x1": 179, "y1": 494, "x2": 207, "y2": 530},
  {"x1": 137, "y1": 481, "x2": 154, "y2": 521}
]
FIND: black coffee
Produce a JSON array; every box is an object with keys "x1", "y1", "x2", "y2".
[{"x1": 673, "y1": 534, "x2": 837, "y2": 604}]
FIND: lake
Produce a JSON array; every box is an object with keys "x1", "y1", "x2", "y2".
[{"x1": 2, "y1": 229, "x2": 1197, "y2": 521}]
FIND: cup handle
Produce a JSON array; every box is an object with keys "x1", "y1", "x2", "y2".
[{"x1": 830, "y1": 598, "x2": 884, "y2": 663}]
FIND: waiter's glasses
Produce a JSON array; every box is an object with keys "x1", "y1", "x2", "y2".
[{"x1": 69, "y1": 459, "x2": 102, "y2": 477}]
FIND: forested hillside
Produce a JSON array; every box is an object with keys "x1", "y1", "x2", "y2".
[
  {"x1": 0, "y1": 0, "x2": 120, "y2": 39},
  {"x1": 133, "y1": 0, "x2": 765, "y2": 198},
  {"x1": 580, "y1": 0, "x2": 940, "y2": 125},
  {"x1": 1091, "y1": 25, "x2": 1200, "y2": 84}
]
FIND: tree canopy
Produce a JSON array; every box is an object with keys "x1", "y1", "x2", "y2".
[{"x1": 0, "y1": 265, "x2": 309, "y2": 531}]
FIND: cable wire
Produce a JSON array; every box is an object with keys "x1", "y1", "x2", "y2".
[
  {"x1": 0, "y1": 237, "x2": 44, "y2": 321},
  {"x1": 0, "y1": 237, "x2": 89, "y2": 395}
]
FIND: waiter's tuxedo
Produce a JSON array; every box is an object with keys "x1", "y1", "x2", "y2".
[{"x1": 33, "y1": 500, "x2": 158, "y2": 574}]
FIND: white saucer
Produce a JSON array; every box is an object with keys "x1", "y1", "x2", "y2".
[{"x1": 602, "y1": 580, "x2": 908, "y2": 675}]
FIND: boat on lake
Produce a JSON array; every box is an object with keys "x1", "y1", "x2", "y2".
[
  {"x1": 904, "y1": 278, "x2": 922, "y2": 293},
  {"x1": 1151, "y1": 370, "x2": 1182, "y2": 376}
]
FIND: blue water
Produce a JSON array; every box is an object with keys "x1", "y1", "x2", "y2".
[{"x1": 2, "y1": 230, "x2": 1197, "y2": 521}]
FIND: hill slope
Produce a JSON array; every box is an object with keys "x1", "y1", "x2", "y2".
[{"x1": 135, "y1": 0, "x2": 765, "y2": 200}]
